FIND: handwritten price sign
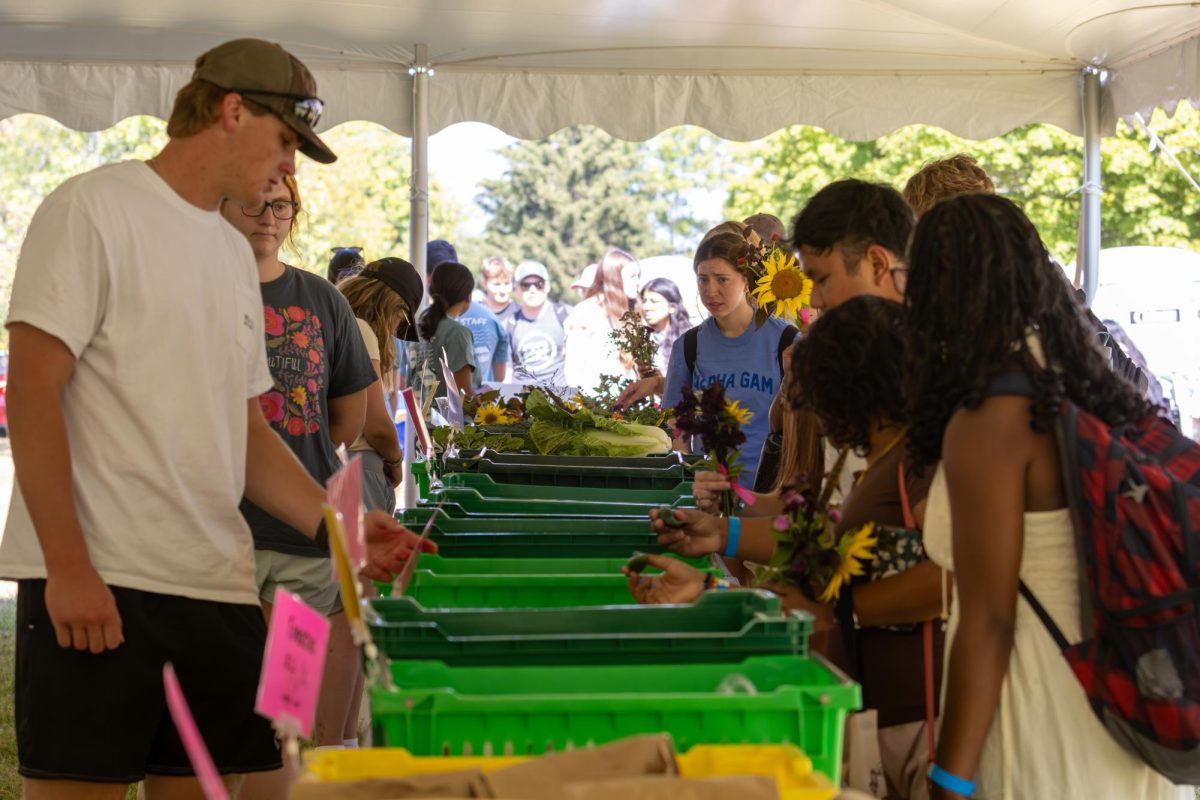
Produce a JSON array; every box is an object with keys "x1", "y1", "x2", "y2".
[{"x1": 254, "y1": 589, "x2": 331, "y2": 739}]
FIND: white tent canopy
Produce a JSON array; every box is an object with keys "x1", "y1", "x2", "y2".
[{"x1": 1, "y1": 0, "x2": 1198, "y2": 142}]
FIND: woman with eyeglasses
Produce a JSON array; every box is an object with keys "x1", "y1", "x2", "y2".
[{"x1": 220, "y1": 175, "x2": 378, "y2": 793}]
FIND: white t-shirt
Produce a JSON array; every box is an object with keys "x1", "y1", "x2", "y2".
[{"x1": 0, "y1": 161, "x2": 273, "y2": 605}]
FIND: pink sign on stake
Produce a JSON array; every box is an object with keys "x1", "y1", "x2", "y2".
[
  {"x1": 402, "y1": 387, "x2": 433, "y2": 458},
  {"x1": 326, "y1": 455, "x2": 365, "y2": 571},
  {"x1": 163, "y1": 663, "x2": 229, "y2": 800},
  {"x1": 255, "y1": 589, "x2": 331, "y2": 740}
]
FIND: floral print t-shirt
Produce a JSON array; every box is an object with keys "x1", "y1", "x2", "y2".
[{"x1": 240, "y1": 265, "x2": 376, "y2": 556}]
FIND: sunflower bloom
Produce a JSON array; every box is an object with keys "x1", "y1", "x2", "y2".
[
  {"x1": 752, "y1": 249, "x2": 813, "y2": 324},
  {"x1": 473, "y1": 402, "x2": 515, "y2": 426},
  {"x1": 724, "y1": 399, "x2": 754, "y2": 426},
  {"x1": 818, "y1": 521, "x2": 878, "y2": 603}
]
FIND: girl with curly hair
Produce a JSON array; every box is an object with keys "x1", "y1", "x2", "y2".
[
  {"x1": 905, "y1": 194, "x2": 1176, "y2": 799},
  {"x1": 633, "y1": 297, "x2": 948, "y2": 798}
]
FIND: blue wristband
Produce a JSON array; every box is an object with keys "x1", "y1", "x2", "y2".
[
  {"x1": 723, "y1": 516, "x2": 741, "y2": 558},
  {"x1": 927, "y1": 764, "x2": 975, "y2": 797}
]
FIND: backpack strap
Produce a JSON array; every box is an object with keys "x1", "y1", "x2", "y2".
[
  {"x1": 553, "y1": 302, "x2": 569, "y2": 327},
  {"x1": 1019, "y1": 580, "x2": 1070, "y2": 650},
  {"x1": 776, "y1": 325, "x2": 800, "y2": 374},
  {"x1": 983, "y1": 371, "x2": 1038, "y2": 398},
  {"x1": 988, "y1": 370, "x2": 1091, "y2": 649},
  {"x1": 683, "y1": 327, "x2": 699, "y2": 384},
  {"x1": 899, "y1": 462, "x2": 938, "y2": 764}
]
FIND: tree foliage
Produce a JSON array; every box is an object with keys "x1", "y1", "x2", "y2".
[
  {"x1": 476, "y1": 126, "x2": 663, "y2": 299},
  {"x1": 725, "y1": 102, "x2": 1200, "y2": 264},
  {"x1": 0, "y1": 116, "x2": 462, "y2": 346}
]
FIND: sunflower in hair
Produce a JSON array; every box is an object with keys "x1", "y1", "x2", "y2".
[{"x1": 752, "y1": 248, "x2": 813, "y2": 324}]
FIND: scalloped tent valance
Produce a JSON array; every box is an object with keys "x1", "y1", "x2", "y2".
[{"x1": 0, "y1": 0, "x2": 1197, "y2": 140}]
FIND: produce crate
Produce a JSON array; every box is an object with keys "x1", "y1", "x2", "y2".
[
  {"x1": 442, "y1": 452, "x2": 690, "y2": 490},
  {"x1": 424, "y1": 487, "x2": 694, "y2": 518},
  {"x1": 400, "y1": 572, "x2": 649, "y2": 609},
  {"x1": 303, "y1": 743, "x2": 836, "y2": 800},
  {"x1": 373, "y1": 655, "x2": 859, "y2": 784},
  {"x1": 440, "y1": 472, "x2": 693, "y2": 504},
  {"x1": 450, "y1": 451, "x2": 690, "y2": 469},
  {"x1": 394, "y1": 510, "x2": 668, "y2": 558},
  {"x1": 367, "y1": 590, "x2": 811, "y2": 665},
  {"x1": 408, "y1": 553, "x2": 715, "y2": 575}
]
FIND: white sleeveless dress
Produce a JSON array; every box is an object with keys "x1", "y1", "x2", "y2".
[{"x1": 923, "y1": 466, "x2": 1189, "y2": 799}]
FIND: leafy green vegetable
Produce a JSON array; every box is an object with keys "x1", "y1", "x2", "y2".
[
  {"x1": 523, "y1": 390, "x2": 672, "y2": 457},
  {"x1": 431, "y1": 425, "x2": 527, "y2": 453}
]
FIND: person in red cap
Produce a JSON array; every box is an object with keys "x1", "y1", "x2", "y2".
[{"x1": 2, "y1": 38, "x2": 430, "y2": 799}]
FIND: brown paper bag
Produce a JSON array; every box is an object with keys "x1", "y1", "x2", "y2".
[
  {"x1": 563, "y1": 775, "x2": 780, "y2": 800},
  {"x1": 288, "y1": 768, "x2": 487, "y2": 799},
  {"x1": 481, "y1": 734, "x2": 678, "y2": 800}
]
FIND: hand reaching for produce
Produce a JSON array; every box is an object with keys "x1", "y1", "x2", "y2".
[
  {"x1": 649, "y1": 507, "x2": 725, "y2": 557},
  {"x1": 614, "y1": 376, "x2": 665, "y2": 409},
  {"x1": 623, "y1": 553, "x2": 708, "y2": 604}
]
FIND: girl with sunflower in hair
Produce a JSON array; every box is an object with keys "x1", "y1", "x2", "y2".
[
  {"x1": 660, "y1": 230, "x2": 800, "y2": 489},
  {"x1": 631, "y1": 296, "x2": 949, "y2": 799}
]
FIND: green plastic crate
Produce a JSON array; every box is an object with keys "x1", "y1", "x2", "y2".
[
  {"x1": 449, "y1": 451, "x2": 689, "y2": 469},
  {"x1": 409, "y1": 553, "x2": 714, "y2": 574},
  {"x1": 440, "y1": 473, "x2": 693, "y2": 503},
  {"x1": 442, "y1": 453, "x2": 690, "y2": 490},
  {"x1": 397, "y1": 509, "x2": 653, "y2": 532},
  {"x1": 403, "y1": 572, "x2": 642, "y2": 609},
  {"x1": 424, "y1": 487, "x2": 694, "y2": 518},
  {"x1": 395, "y1": 510, "x2": 666, "y2": 558},
  {"x1": 367, "y1": 590, "x2": 811, "y2": 665},
  {"x1": 374, "y1": 554, "x2": 722, "y2": 601},
  {"x1": 372, "y1": 654, "x2": 860, "y2": 783}
]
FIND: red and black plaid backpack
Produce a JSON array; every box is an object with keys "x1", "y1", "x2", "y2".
[{"x1": 987, "y1": 372, "x2": 1200, "y2": 784}]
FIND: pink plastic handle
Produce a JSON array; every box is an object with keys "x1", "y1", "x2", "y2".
[{"x1": 162, "y1": 663, "x2": 229, "y2": 800}]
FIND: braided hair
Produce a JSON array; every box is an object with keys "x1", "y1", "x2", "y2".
[
  {"x1": 418, "y1": 261, "x2": 474, "y2": 341},
  {"x1": 903, "y1": 194, "x2": 1149, "y2": 468}
]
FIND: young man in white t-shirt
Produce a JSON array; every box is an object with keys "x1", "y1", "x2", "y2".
[{"x1": 2, "y1": 38, "x2": 429, "y2": 799}]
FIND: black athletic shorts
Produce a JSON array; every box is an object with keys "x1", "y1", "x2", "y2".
[{"x1": 15, "y1": 579, "x2": 282, "y2": 783}]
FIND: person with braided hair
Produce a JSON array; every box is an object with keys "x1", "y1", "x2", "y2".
[
  {"x1": 905, "y1": 194, "x2": 1180, "y2": 800},
  {"x1": 408, "y1": 260, "x2": 478, "y2": 401}
]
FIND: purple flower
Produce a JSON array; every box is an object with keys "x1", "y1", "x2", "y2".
[
  {"x1": 827, "y1": 508, "x2": 843, "y2": 523},
  {"x1": 773, "y1": 515, "x2": 790, "y2": 532}
]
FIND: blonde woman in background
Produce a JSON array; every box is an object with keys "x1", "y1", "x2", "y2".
[{"x1": 338, "y1": 257, "x2": 425, "y2": 514}]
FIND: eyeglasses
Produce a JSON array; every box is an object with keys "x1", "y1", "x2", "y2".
[
  {"x1": 889, "y1": 265, "x2": 909, "y2": 294},
  {"x1": 519, "y1": 279, "x2": 546, "y2": 291},
  {"x1": 231, "y1": 90, "x2": 324, "y2": 128},
  {"x1": 241, "y1": 200, "x2": 299, "y2": 220}
]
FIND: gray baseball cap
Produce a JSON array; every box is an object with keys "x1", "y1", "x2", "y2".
[{"x1": 193, "y1": 38, "x2": 336, "y2": 164}]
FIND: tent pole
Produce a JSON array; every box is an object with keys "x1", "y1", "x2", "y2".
[
  {"x1": 1079, "y1": 66, "x2": 1104, "y2": 304},
  {"x1": 403, "y1": 43, "x2": 431, "y2": 510}
]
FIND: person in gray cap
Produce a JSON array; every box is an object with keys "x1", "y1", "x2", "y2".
[
  {"x1": 505, "y1": 260, "x2": 570, "y2": 386},
  {"x1": 1, "y1": 38, "x2": 430, "y2": 798}
]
